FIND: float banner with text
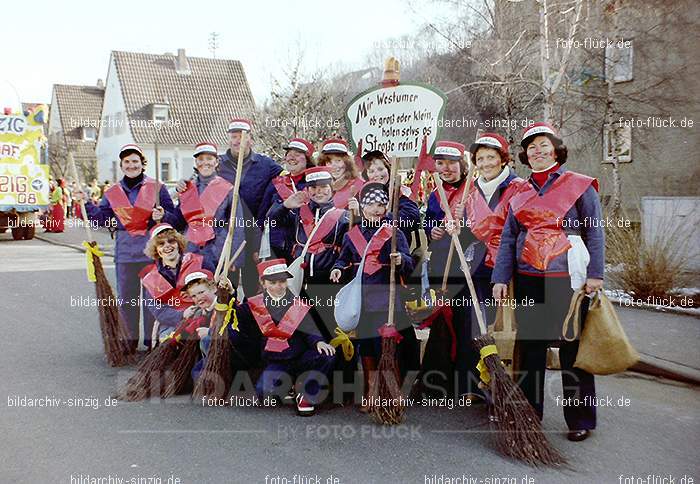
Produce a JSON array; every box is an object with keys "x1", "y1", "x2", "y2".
[
  {"x1": 345, "y1": 82, "x2": 447, "y2": 157},
  {"x1": 0, "y1": 110, "x2": 50, "y2": 209}
]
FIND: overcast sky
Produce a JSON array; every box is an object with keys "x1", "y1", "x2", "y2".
[{"x1": 1, "y1": 0, "x2": 449, "y2": 108}]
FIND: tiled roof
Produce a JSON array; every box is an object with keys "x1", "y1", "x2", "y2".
[
  {"x1": 112, "y1": 50, "x2": 255, "y2": 146},
  {"x1": 52, "y1": 84, "x2": 104, "y2": 168}
]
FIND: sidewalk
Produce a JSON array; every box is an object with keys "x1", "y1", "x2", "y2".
[
  {"x1": 33, "y1": 225, "x2": 700, "y2": 385},
  {"x1": 617, "y1": 305, "x2": 700, "y2": 384},
  {"x1": 34, "y1": 219, "x2": 115, "y2": 256}
]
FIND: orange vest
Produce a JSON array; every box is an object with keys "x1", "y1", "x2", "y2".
[
  {"x1": 178, "y1": 176, "x2": 232, "y2": 246},
  {"x1": 140, "y1": 252, "x2": 203, "y2": 309},
  {"x1": 347, "y1": 224, "x2": 393, "y2": 276},
  {"x1": 465, "y1": 178, "x2": 524, "y2": 267},
  {"x1": 104, "y1": 178, "x2": 158, "y2": 236},
  {"x1": 248, "y1": 294, "x2": 311, "y2": 352},
  {"x1": 510, "y1": 171, "x2": 598, "y2": 271},
  {"x1": 333, "y1": 178, "x2": 364, "y2": 209}
]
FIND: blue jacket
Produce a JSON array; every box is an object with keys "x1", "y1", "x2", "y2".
[
  {"x1": 333, "y1": 218, "x2": 415, "y2": 312},
  {"x1": 217, "y1": 150, "x2": 283, "y2": 250},
  {"x1": 165, "y1": 175, "x2": 245, "y2": 273},
  {"x1": 85, "y1": 176, "x2": 174, "y2": 264},
  {"x1": 236, "y1": 290, "x2": 324, "y2": 361},
  {"x1": 268, "y1": 199, "x2": 349, "y2": 278},
  {"x1": 491, "y1": 166, "x2": 605, "y2": 284},
  {"x1": 426, "y1": 169, "x2": 521, "y2": 280},
  {"x1": 141, "y1": 261, "x2": 185, "y2": 329},
  {"x1": 258, "y1": 173, "x2": 307, "y2": 259}
]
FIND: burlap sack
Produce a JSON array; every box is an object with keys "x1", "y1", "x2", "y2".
[{"x1": 562, "y1": 289, "x2": 639, "y2": 375}]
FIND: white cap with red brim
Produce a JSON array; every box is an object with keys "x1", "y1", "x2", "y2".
[
  {"x1": 150, "y1": 223, "x2": 175, "y2": 239},
  {"x1": 193, "y1": 142, "x2": 218, "y2": 157}
]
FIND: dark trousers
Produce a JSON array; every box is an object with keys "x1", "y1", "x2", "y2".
[
  {"x1": 116, "y1": 261, "x2": 156, "y2": 349},
  {"x1": 452, "y1": 278, "x2": 495, "y2": 396},
  {"x1": 514, "y1": 274, "x2": 596, "y2": 431},
  {"x1": 256, "y1": 349, "x2": 336, "y2": 404}
]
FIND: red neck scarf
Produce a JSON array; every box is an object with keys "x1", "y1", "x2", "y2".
[{"x1": 531, "y1": 163, "x2": 559, "y2": 188}]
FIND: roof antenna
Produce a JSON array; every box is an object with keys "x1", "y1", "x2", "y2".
[{"x1": 209, "y1": 32, "x2": 219, "y2": 59}]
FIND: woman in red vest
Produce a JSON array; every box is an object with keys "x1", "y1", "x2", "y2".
[
  {"x1": 258, "y1": 137, "x2": 315, "y2": 262},
  {"x1": 79, "y1": 144, "x2": 175, "y2": 351},
  {"x1": 167, "y1": 142, "x2": 244, "y2": 274},
  {"x1": 492, "y1": 122, "x2": 605, "y2": 442},
  {"x1": 441, "y1": 134, "x2": 524, "y2": 403},
  {"x1": 317, "y1": 138, "x2": 364, "y2": 212},
  {"x1": 140, "y1": 223, "x2": 204, "y2": 340}
]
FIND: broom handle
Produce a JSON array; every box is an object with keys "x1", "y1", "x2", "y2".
[
  {"x1": 386, "y1": 156, "x2": 399, "y2": 328},
  {"x1": 215, "y1": 130, "x2": 248, "y2": 281},
  {"x1": 67, "y1": 151, "x2": 93, "y2": 243},
  {"x1": 433, "y1": 172, "x2": 487, "y2": 336},
  {"x1": 225, "y1": 240, "x2": 247, "y2": 274},
  {"x1": 440, "y1": 157, "x2": 474, "y2": 292}
]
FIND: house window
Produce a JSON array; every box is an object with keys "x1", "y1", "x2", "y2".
[
  {"x1": 151, "y1": 104, "x2": 169, "y2": 124},
  {"x1": 603, "y1": 124, "x2": 632, "y2": 163},
  {"x1": 160, "y1": 158, "x2": 172, "y2": 181},
  {"x1": 82, "y1": 126, "x2": 97, "y2": 141},
  {"x1": 605, "y1": 40, "x2": 633, "y2": 83}
]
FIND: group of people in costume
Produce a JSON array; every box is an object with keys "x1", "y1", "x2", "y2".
[{"x1": 76, "y1": 118, "x2": 604, "y2": 441}]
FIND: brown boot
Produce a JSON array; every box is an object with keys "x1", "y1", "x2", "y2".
[{"x1": 360, "y1": 356, "x2": 377, "y2": 413}]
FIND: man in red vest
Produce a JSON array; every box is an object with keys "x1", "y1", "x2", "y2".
[
  {"x1": 240, "y1": 259, "x2": 336, "y2": 416},
  {"x1": 80, "y1": 144, "x2": 175, "y2": 351}
]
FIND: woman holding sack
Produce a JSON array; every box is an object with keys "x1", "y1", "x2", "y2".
[
  {"x1": 80, "y1": 144, "x2": 175, "y2": 351},
  {"x1": 491, "y1": 122, "x2": 604, "y2": 442}
]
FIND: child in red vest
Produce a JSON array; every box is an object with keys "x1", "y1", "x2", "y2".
[
  {"x1": 331, "y1": 182, "x2": 417, "y2": 411},
  {"x1": 241, "y1": 259, "x2": 336, "y2": 416},
  {"x1": 140, "y1": 223, "x2": 204, "y2": 342}
]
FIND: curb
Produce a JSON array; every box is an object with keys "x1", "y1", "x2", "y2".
[{"x1": 34, "y1": 234, "x2": 115, "y2": 258}]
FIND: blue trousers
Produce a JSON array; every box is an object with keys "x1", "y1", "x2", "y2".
[
  {"x1": 256, "y1": 350, "x2": 336, "y2": 404},
  {"x1": 116, "y1": 261, "x2": 156, "y2": 349}
]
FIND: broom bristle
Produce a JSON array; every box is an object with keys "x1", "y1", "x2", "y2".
[
  {"x1": 370, "y1": 336, "x2": 405, "y2": 425},
  {"x1": 115, "y1": 342, "x2": 178, "y2": 401},
  {"x1": 473, "y1": 334, "x2": 566, "y2": 467},
  {"x1": 91, "y1": 243, "x2": 134, "y2": 367},
  {"x1": 192, "y1": 287, "x2": 233, "y2": 400},
  {"x1": 192, "y1": 328, "x2": 232, "y2": 400},
  {"x1": 162, "y1": 338, "x2": 200, "y2": 398}
]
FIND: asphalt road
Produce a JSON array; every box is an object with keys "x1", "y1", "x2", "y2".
[{"x1": 1, "y1": 235, "x2": 698, "y2": 484}]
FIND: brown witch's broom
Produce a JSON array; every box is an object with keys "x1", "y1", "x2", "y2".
[
  {"x1": 434, "y1": 172, "x2": 565, "y2": 466},
  {"x1": 369, "y1": 156, "x2": 405, "y2": 425},
  {"x1": 69, "y1": 152, "x2": 134, "y2": 367},
  {"x1": 115, "y1": 310, "x2": 207, "y2": 401},
  {"x1": 192, "y1": 130, "x2": 249, "y2": 401}
]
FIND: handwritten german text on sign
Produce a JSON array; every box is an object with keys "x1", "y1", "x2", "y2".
[{"x1": 345, "y1": 83, "x2": 447, "y2": 158}]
